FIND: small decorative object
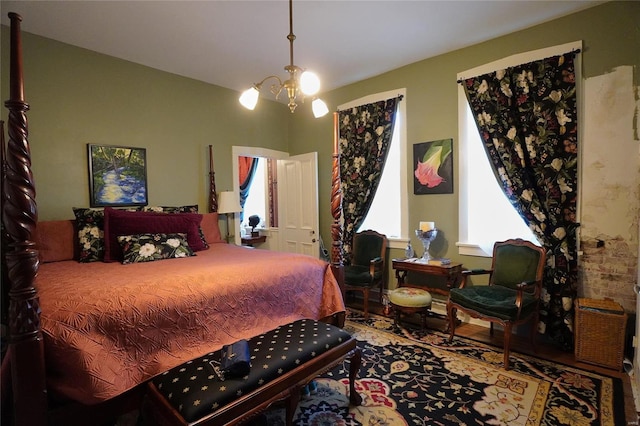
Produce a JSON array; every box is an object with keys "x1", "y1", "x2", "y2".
[
  {"x1": 382, "y1": 295, "x2": 391, "y2": 316},
  {"x1": 220, "y1": 339, "x2": 251, "y2": 379},
  {"x1": 88, "y1": 144, "x2": 148, "y2": 207},
  {"x1": 415, "y1": 222, "x2": 438, "y2": 263},
  {"x1": 248, "y1": 214, "x2": 260, "y2": 237},
  {"x1": 405, "y1": 241, "x2": 415, "y2": 259}
]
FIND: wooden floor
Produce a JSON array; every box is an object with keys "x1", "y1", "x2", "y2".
[{"x1": 346, "y1": 298, "x2": 639, "y2": 425}]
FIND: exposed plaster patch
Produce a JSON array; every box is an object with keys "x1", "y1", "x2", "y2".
[{"x1": 580, "y1": 66, "x2": 639, "y2": 314}]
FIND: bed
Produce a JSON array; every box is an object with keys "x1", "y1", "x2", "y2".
[{"x1": 1, "y1": 13, "x2": 346, "y2": 425}]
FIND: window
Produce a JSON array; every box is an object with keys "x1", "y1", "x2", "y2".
[
  {"x1": 339, "y1": 88, "x2": 408, "y2": 248},
  {"x1": 242, "y1": 158, "x2": 267, "y2": 229},
  {"x1": 457, "y1": 41, "x2": 581, "y2": 256}
]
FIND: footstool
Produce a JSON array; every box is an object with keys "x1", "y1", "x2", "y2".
[
  {"x1": 388, "y1": 287, "x2": 432, "y2": 329},
  {"x1": 144, "y1": 319, "x2": 362, "y2": 426}
]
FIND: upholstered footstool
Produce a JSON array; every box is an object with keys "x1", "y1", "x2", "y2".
[{"x1": 388, "y1": 287, "x2": 432, "y2": 329}]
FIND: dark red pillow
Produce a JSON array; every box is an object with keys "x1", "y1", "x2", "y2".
[{"x1": 103, "y1": 207, "x2": 204, "y2": 262}]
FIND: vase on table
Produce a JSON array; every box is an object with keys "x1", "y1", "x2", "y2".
[{"x1": 415, "y1": 228, "x2": 437, "y2": 263}]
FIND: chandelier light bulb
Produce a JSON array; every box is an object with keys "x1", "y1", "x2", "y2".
[
  {"x1": 300, "y1": 71, "x2": 320, "y2": 96},
  {"x1": 312, "y1": 98, "x2": 329, "y2": 118},
  {"x1": 239, "y1": 86, "x2": 260, "y2": 110}
]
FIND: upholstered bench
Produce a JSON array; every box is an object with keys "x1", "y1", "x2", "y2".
[{"x1": 144, "y1": 319, "x2": 362, "y2": 426}]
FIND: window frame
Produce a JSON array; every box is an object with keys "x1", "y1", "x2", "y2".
[
  {"x1": 338, "y1": 88, "x2": 408, "y2": 250},
  {"x1": 456, "y1": 41, "x2": 582, "y2": 257}
]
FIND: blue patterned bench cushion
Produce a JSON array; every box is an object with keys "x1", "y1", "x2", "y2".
[{"x1": 151, "y1": 319, "x2": 353, "y2": 423}]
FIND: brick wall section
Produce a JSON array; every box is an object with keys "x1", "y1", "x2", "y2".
[{"x1": 580, "y1": 235, "x2": 638, "y2": 313}]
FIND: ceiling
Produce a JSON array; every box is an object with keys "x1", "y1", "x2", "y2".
[{"x1": 1, "y1": 1, "x2": 603, "y2": 96}]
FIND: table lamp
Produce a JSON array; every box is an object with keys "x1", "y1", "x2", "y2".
[{"x1": 217, "y1": 191, "x2": 242, "y2": 243}]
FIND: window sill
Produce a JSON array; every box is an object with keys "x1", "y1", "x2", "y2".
[{"x1": 456, "y1": 242, "x2": 492, "y2": 258}]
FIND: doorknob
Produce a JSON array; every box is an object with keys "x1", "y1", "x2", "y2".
[
  {"x1": 634, "y1": 285, "x2": 640, "y2": 295},
  {"x1": 312, "y1": 239, "x2": 317, "y2": 243}
]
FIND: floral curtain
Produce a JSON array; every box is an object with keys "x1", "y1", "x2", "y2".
[
  {"x1": 339, "y1": 96, "x2": 402, "y2": 264},
  {"x1": 238, "y1": 156, "x2": 259, "y2": 222},
  {"x1": 461, "y1": 52, "x2": 579, "y2": 351}
]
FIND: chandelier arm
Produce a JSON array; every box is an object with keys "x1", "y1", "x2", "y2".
[{"x1": 255, "y1": 75, "x2": 284, "y2": 89}]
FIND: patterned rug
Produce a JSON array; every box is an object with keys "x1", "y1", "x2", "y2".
[{"x1": 256, "y1": 311, "x2": 625, "y2": 426}]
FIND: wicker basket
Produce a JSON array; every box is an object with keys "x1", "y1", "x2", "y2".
[{"x1": 574, "y1": 298, "x2": 627, "y2": 370}]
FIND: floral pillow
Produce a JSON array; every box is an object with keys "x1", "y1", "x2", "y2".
[
  {"x1": 73, "y1": 207, "x2": 105, "y2": 262},
  {"x1": 117, "y1": 233, "x2": 195, "y2": 264},
  {"x1": 141, "y1": 205, "x2": 209, "y2": 249}
]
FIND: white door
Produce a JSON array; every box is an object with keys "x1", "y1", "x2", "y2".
[{"x1": 277, "y1": 152, "x2": 319, "y2": 256}]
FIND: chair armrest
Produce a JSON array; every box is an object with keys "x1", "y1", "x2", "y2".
[
  {"x1": 462, "y1": 268, "x2": 492, "y2": 276},
  {"x1": 369, "y1": 257, "x2": 383, "y2": 276},
  {"x1": 460, "y1": 268, "x2": 493, "y2": 288}
]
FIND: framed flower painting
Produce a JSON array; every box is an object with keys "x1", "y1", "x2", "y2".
[{"x1": 413, "y1": 139, "x2": 453, "y2": 195}]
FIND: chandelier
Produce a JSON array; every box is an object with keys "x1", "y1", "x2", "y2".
[{"x1": 238, "y1": 0, "x2": 329, "y2": 118}]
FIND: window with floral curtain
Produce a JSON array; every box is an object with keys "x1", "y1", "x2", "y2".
[
  {"x1": 338, "y1": 96, "x2": 402, "y2": 264},
  {"x1": 460, "y1": 51, "x2": 579, "y2": 350}
]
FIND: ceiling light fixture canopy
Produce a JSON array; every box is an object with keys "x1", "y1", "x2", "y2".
[{"x1": 239, "y1": 0, "x2": 328, "y2": 118}]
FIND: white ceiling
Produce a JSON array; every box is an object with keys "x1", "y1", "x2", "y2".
[{"x1": 1, "y1": 1, "x2": 604, "y2": 96}]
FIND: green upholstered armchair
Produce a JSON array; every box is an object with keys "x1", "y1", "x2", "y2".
[
  {"x1": 446, "y1": 239, "x2": 546, "y2": 370},
  {"x1": 344, "y1": 230, "x2": 387, "y2": 319}
]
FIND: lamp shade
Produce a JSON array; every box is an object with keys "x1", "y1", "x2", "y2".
[
  {"x1": 239, "y1": 87, "x2": 260, "y2": 110},
  {"x1": 312, "y1": 98, "x2": 329, "y2": 118},
  {"x1": 217, "y1": 191, "x2": 242, "y2": 214}
]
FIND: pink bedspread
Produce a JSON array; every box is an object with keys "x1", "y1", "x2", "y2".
[{"x1": 35, "y1": 244, "x2": 344, "y2": 404}]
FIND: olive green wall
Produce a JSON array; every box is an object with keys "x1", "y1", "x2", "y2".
[
  {"x1": 1, "y1": 27, "x2": 291, "y2": 221},
  {"x1": 2, "y1": 1, "x2": 638, "y2": 274},
  {"x1": 292, "y1": 0, "x2": 640, "y2": 271}
]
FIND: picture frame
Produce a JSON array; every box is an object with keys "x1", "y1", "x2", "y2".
[
  {"x1": 88, "y1": 144, "x2": 148, "y2": 207},
  {"x1": 413, "y1": 139, "x2": 454, "y2": 195}
]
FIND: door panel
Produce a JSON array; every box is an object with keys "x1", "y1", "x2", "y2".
[{"x1": 277, "y1": 152, "x2": 319, "y2": 256}]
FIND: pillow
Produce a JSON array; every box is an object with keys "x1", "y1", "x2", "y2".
[
  {"x1": 35, "y1": 220, "x2": 76, "y2": 263},
  {"x1": 200, "y1": 212, "x2": 224, "y2": 244},
  {"x1": 73, "y1": 207, "x2": 105, "y2": 262},
  {"x1": 141, "y1": 205, "x2": 198, "y2": 214},
  {"x1": 141, "y1": 205, "x2": 208, "y2": 249},
  {"x1": 103, "y1": 207, "x2": 205, "y2": 262},
  {"x1": 117, "y1": 233, "x2": 195, "y2": 264}
]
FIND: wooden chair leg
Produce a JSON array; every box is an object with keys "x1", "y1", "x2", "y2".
[
  {"x1": 393, "y1": 306, "x2": 401, "y2": 328},
  {"x1": 503, "y1": 323, "x2": 512, "y2": 370},
  {"x1": 362, "y1": 288, "x2": 369, "y2": 320},
  {"x1": 446, "y1": 303, "x2": 456, "y2": 342},
  {"x1": 529, "y1": 314, "x2": 539, "y2": 354}
]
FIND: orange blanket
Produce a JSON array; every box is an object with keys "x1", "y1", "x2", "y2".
[{"x1": 35, "y1": 244, "x2": 344, "y2": 404}]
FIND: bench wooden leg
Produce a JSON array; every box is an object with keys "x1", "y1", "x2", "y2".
[
  {"x1": 285, "y1": 385, "x2": 301, "y2": 426},
  {"x1": 348, "y1": 348, "x2": 363, "y2": 406}
]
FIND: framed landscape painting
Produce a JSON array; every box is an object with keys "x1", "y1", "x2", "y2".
[
  {"x1": 88, "y1": 144, "x2": 148, "y2": 207},
  {"x1": 413, "y1": 139, "x2": 453, "y2": 195}
]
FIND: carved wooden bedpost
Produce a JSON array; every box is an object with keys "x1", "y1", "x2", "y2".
[
  {"x1": 2, "y1": 12, "x2": 48, "y2": 425},
  {"x1": 208, "y1": 145, "x2": 218, "y2": 212},
  {"x1": 330, "y1": 112, "x2": 345, "y2": 304}
]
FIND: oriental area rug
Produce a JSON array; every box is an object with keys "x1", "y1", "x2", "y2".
[{"x1": 253, "y1": 312, "x2": 625, "y2": 426}]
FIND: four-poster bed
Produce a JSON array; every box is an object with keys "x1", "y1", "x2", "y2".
[{"x1": 1, "y1": 13, "x2": 346, "y2": 425}]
